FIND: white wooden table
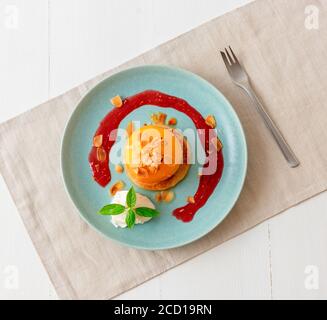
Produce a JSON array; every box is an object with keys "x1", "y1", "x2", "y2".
[{"x1": 1, "y1": 0, "x2": 326, "y2": 300}]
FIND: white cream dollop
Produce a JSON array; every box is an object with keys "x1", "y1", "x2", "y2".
[{"x1": 110, "y1": 190, "x2": 155, "y2": 228}]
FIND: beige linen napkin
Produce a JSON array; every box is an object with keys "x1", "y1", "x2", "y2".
[{"x1": 1, "y1": 0, "x2": 327, "y2": 299}]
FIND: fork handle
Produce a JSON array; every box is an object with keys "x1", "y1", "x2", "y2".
[{"x1": 240, "y1": 82, "x2": 300, "y2": 168}]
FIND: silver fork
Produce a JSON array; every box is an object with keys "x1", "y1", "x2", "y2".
[{"x1": 220, "y1": 46, "x2": 300, "y2": 168}]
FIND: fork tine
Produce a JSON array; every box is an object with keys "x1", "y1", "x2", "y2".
[
  {"x1": 229, "y1": 46, "x2": 239, "y2": 64},
  {"x1": 220, "y1": 51, "x2": 232, "y2": 72},
  {"x1": 225, "y1": 48, "x2": 234, "y2": 64}
]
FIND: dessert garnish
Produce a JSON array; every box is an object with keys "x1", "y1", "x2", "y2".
[
  {"x1": 155, "y1": 190, "x2": 175, "y2": 203},
  {"x1": 115, "y1": 164, "x2": 124, "y2": 174},
  {"x1": 151, "y1": 112, "x2": 167, "y2": 125},
  {"x1": 109, "y1": 180, "x2": 125, "y2": 196},
  {"x1": 89, "y1": 90, "x2": 224, "y2": 222},
  {"x1": 98, "y1": 187, "x2": 160, "y2": 229},
  {"x1": 96, "y1": 147, "x2": 106, "y2": 162},
  {"x1": 187, "y1": 196, "x2": 195, "y2": 204},
  {"x1": 211, "y1": 137, "x2": 223, "y2": 152},
  {"x1": 93, "y1": 134, "x2": 103, "y2": 147},
  {"x1": 110, "y1": 95, "x2": 123, "y2": 108},
  {"x1": 205, "y1": 115, "x2": 216, "y2": 129},
  {"x1": 168, "y1": 117, "x2": 177, "y2": 126}
]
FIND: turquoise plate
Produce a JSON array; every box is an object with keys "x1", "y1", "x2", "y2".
[{"x1": 61, "y1": 65, "x2": 247, "y2": 250}]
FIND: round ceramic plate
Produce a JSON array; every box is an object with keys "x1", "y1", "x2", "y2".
[{"x1": 61, "y1": 65, "x2": 247, "y2": 250}]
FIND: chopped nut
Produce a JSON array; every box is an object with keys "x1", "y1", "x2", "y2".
[
  {"x1": 151, "y1": 112, "x2": 167, "y2": 125},
  {"x1": 96, "y1": 147, "x2": 107, "y2": 162},
  {"x1": 126, "y1": 122, "x2": 134, "y2": 137},
  {"x1": 115, "y1": 164, "x2": 124, "y2": 174},
  {"x1": 93, "y1": 134, "x2": 103, "y2": 147},
  {"x1": 211, "y1": 137, "x2": 223, "y2": 152},
  {"x1": 187, "y1": 196, "x2": 195, "y2": 204},
  {"x1": 110, "y1": 95, "x2": 123, "y2": 108},
  {"x1": 161, "y1": 191, "x2": 175, "y2": 203},
  {"x1": 168, "y1": 118, "x2": 177, "y2": 126},
  {"x1": 150, "y1": 113, "x2": 158, "y2": 124},
  {"x1": 155, "y1": 192, "x2": 162, "y2": 203},
  {"x1": 155, "y1": 191, "x2": 175, "y2": 203},
  {"x1": 158, "y1": 113, "x2": 167, "y2": 124},
  {"x1": 109, "y1": 181, "x2": 125, "y2": 196},
  {"x1": 205, "y1": 115, "x2": 217, "y2": 129}
]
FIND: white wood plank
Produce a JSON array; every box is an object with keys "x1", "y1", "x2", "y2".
[
  {"x1": 150, "y1": 0, "x2": 253, "y2": 45},
  {"x1": 49, "y1": 0, "x2": 154, "y2": 97},
  {"x1": 269, "y1": 192, "x2": 327, "y2": 300},
  {"x1": 0, "y1": 0, "x2": 49, "y2": 122},
  {"x1": 49, "y1": 0, "x2": 107, "y2": 97},
  {"x1": 117, "y1": 223, "x2": 271, "y2": 300},
  {"x1": 0, "y1": 0, "x2": 57, "y2": 300},
  {"x1": 159, "y1": 223, "x2": 271, "y2": 300},
  {"x1": 49, "y1": 0, "x2": 253, "y2": 98}
]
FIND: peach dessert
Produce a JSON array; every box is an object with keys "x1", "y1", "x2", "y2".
[{"x1": 123, "y1": 124, "x2": 191, "y2": 191}]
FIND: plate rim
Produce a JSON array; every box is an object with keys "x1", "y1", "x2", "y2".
[{"x1": 61, "y1": 64, "x2": 248, "y2": 250}]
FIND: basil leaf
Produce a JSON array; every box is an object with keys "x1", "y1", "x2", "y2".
[
  {"x1": 126, "y1": 186, "x2": 136, "y2": 208},
  {"x1": 125, "y1": 209, "x2": 136, "y2": 229},
  {"x1": 97, "y1": 204, "x2": 125, "y2": 216},
  {"x1": 135, "y1": 207, "x2": 160, "y2": 218}
]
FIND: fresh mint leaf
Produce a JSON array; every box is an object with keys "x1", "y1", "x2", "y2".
[
  {"x1": 125, "y1": 208, "x2": 136, "y2": 229},
  {"x1": 97, "y1": 204, "x2": 126, "y2": 216},
  {"x1": 135, "y1": 207, "x2": 160, "y2": 218},
  {"x1": 126, "y1": 186, "x2": 136, "y2": 208}
]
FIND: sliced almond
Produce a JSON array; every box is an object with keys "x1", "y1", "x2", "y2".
[
  {"x1": 161, "y1": 190, "x2": 175, "y2": 203},
  {"x1": 95, "y1": 164, "x2": 100, "y2": 173},
  {"x1": 187, "y1": 196, "x2": 195, "y2": 204},
  {"x1": 205, "y1": 115, "x2": 217, "y2": 129},
  {"x1": 110, "y1": 95, "x2": 123, "y2": 108},
  {"x1": 151, "y1": 112, "x2": 167, "y2": 125},
  {"x1": 96, "y1": 147, "x2": 107, "y2": 162},
  {"x1": 155, "y1": 192, "x2": 162, "y2": 203},
  {"x1": 158, "y1": 113, "x2": 167, "y2": 124},
  {"x1": 126, "y1": 122, "x2": 134, "y2": 137},
  {"x1": 93, "y1": 134, "x2": 103, "y2": 147},
  {"x1": 115, "y1": 164, "x2": 124, "y2": 174},
  {"x1": 109, "y1": 180, "x2": 125, "y2": 196},
  {"x1": 168, "y1": 118, "x2": 177, "y2": 126},
  {"x1": 150, "y1": 113, "x2": 158, "y2": 124},
  {"x1": 154, "y1": 191, "x2": 174, "y2": 203},
  {"x1": 211, "y1": 137, "x2": 223, "y2": 152}
]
